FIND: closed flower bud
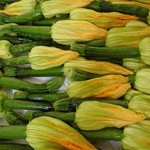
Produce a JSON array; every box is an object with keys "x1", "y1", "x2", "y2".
[
  {"x1": 0, "y1": 40, "x2": 13, "y2": 59},
  {"x1": 26, "y1": 116, "x2": 96, "y2": 150},
  {"x1": 29, "y1": 46, "x2": 79, "y2": 70},
  {"x1": 64, "y1": 57, "x2": 133, "y2": 78},
  {"x1": 135, "y1": 68, "x2": 150, "y2": 94},
  {"x1": 41, "y1": 0, "x2": 94, "y2": 18},
  {"x1": 125, "y1": 21, "x2": 149, "y2": 27},
  {"x1": 70, "y1": 8, "x2": 138, "y2": 29},
  {"x1": 129, "y1": 94, "x2": 150, "y2": 118},
  {"x1": 67, "y1": 75, "x2": 131, "y2": 99},
  {"x1": 139, "y1": 37, "x2": 150, "y2": 65},
  {"x1": 106, "y1": 26, "x2": 150, "y2": 47},
  {"x1": 122, "y1": 120, "x2": 150, "y2": 150},
  {"x1": 123, "y1": 58, "x2": 148, "y2": 72},
  {"x1": 75, "y1": 101, "x2": 145, "y2": 130},
  {"x1": 0, "y1": 0, "x2": 36, "y2": 16},
  {"x1": 124, "y1": 89, "x2": 143, "y2": 101},
  {"x1": 52, "y1": 20, "x2": 107, "y2": 45}
]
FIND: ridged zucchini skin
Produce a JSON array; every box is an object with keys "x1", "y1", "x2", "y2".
[{"x1": 99, "y1": 0, "x2": 149, "y2": 18}]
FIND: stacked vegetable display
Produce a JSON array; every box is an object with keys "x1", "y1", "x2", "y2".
[{"x1": 0, "y1": 0, "x2": 150, "y2": 150}]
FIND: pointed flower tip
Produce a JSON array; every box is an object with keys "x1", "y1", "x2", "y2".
[
  {"x1": 26, "y1": 116, "x2": 96, "y2": 150},
  {"x1": 64, "y1": 58, "x2": 133, "y2": 77},
  {"x1": 0, "y1": 0, "x2": 36, "y2": 16},
  {"x1": 68, "y1": 75, "x2": 131, "y2": 99},
  {"x1": 75, "y1": 101, "x2": 145, "y2": 131},
  {"x1": 122, "y1": 120, "x2": 150, "y2": 150},
  {"x1": 29, "y1": 46, "x2": 79, "y2": 70},
  {"x1": 52, "y1": 20, "x2": 107, "y2": 45},
  {"x1": 70, "y1": 8, "x2": 138, "y2": 29}
]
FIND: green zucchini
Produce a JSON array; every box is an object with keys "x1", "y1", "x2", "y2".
[
  {"x1": 11, "y1": 25, "x2": 51, "y2": 40},
  {"x1": 91, "y1": 0, "x2": 149, "y2": 18},
  {"x1": 71, "y1": 43, "x2": 140, "y2": 58},
  {"x1": 4, "y1": 66, "x2": 63, "y2": 77}
]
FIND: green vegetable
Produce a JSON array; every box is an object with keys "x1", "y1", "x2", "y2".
[
  {"x1": 0, "y1": 35, "x2": 32, "y2": 44},
  {"x1": 0, "y1": 91, "x2": 52, "y2": 111},
  {"x1": 0, "y1": 10, "x2": 43, "y2": 24},
  {"x1": 4, "y1": 111, "x2": 27, "y2": 125},
  {"x1": 14, "y1": 91, "x2": 68, "y2": 102},
  {"x1": 0, "y1": 77, "x2": 64, "y2": 93},
  {"x1": 88, "y1": 0, "x2": 149, "y2": 18},
  {"x1": 2, "y1": 99, "x2": 52, "y2": 111},
  {"x1": 0, "y1": 143, "x2": 33, "y2": 150},
  {"x1": 4, "y1": 66, "x2": 63, "y2": 77},
  {"x1": 71, "y1": 43, "x2": 140, "y2": 58},
  {"x1": 33, "y1": 17, "x2": 67, "y2": 26}
]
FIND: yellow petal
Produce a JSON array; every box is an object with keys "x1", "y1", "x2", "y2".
[
  {"x1": 29, "y1": 46, "x2": 79, "y2": 70},
  {"x1": 68, "y1": 75, "x2": 130, "y2": 99},
  {"x1": 26, "y1": 116, "x2": 96, "y2": 150},
  {"x1": 0, "y1": 0, "x2": 36, "y2": 16},
  {"x1": 122, "y1": 120, "x2": 150, "y2": 150},
  {"x1": 52, "y1": 20, "x2": 107, "y2": 45},
  {"x1": 64, "y1": 57, "x2": 133, "y2": 76},
  {"x1": 41, "y1": 0, "x2": 94, "y2": 18},
  {"x1": 70, "y1": 8, "x2": 138, "y2": 29},
  {"x1": 75, "y1": 101, "x2": 145, "y2": 130}
]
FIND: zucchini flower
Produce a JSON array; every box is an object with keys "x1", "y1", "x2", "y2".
[
  {"x1": 135, "y1": 68, "x2": 150, "y2": 94},
  {"x1": 29, "y1": 46, "x2": 79, "y2": 70},
  {"x1": 0, "y1": 0, "x2": 36, "y2": 16},
  {"x1": 40, "y1": 0, "x2": 94, "y2": 19},
  {"x1": 70, "y1": 8, "x2": 138, "y2": 29},
  {"x1": 106, "y1": 25, "x2": 150, "y2": 47},
  {"x1": 26, "y1": 116, "x2": 96, "y2": 150},
  {"x1": 122, "y1": 120, "x2": 150, "y2": 150},
  {"x1": 123, "y1": 58, "x2": 148, "y2": 72},
  {"x1": 64, "y1": 57, "x2": 133, "y2": 79},
  {"x1": 0, "y1": 40, "x2": 13, "y2": 59},
  {"x1": 75, "y1": 101, "x2": 145, "y2": 130},
  {"x1": 139, "y1": 37, "x2": 150, "y2": 65},
  {"x1": 124, "y1": 89, "x2": 143, "y2": 101},
  {"x1": 67, "y1": 75, "x2": 131, "y2": 99},
  {"x1": 51, "y1": 20, "x2": 107, "y2": 45},
  {"x1": 128, "y1": 94, "x2": 150, "y2": 118}
]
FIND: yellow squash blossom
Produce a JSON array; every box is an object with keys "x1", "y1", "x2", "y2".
[
  {"x1": 29, "y1": 46, "x2": 79, "y2": 70},
  {"x1": 68, "y1": 75, "x2": 131, "y2": 99},
  {"x1": 75, "y1": 101, "x2": 145, "y2": 130},
  {"x1": 26, "y1": 116, "x2": 96, "y2": 150}
]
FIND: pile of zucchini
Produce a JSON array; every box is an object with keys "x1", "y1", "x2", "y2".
[{"x1": 0, "y1": 0, "x2": 150, "y2": 150}]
